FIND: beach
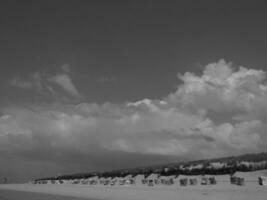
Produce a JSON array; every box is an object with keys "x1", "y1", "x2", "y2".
[
  {"x1": 0, "y1": 189, "x2": 94, "y2": 200},
  {"x1": 1, "y1": 178, "x2": 267, "y2": 200}
]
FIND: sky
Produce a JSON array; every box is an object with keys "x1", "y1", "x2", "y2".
[{"x1": 1, "y1": 0, "x2": 267, "y2": 182}]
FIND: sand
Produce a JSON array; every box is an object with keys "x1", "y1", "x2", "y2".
[
  {"x1": 1, "y1": 183, "x2": 267, "y2": 200},
  {"x1": 0, "y1": 189, "x2": 94, "y2": 200},
  {"x1": 1, "y1": 171, "x2": 267, "y2": 200}
]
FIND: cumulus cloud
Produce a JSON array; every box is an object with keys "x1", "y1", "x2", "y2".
[
  {"x1": 2, "y1": 59, "x2": 267, "y2": 180},
  {"x1": 168, "y1": 59, "x2": 267, "y2": 116}
]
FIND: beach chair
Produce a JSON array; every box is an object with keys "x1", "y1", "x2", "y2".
[
  {"x1": 154, "y1": 179, "x2": 160, "y2": 185},
  {"x1": 189, "y1": 178, "x2": 198, "y2": 185},
  {"x1": 258, "y1": 176, "x2": 267, "y2": 186},
  {"x1": 201, "y1": 177, "x2": 208, "y2": 185},
  {"x1": 142, "y1": 179, "x2": 147, "y2": 184},
  {"x1": 258, "y1": 177, "x2": 263, "y2": 185},
  {"x1": 180, "y1": 178, "x2": 188, "y2": 186},
  {"x1": 230, "y1": 176, "x2": 238, "y2": 184},
  {"x1": 236, "y1": 178, "x2": 245, "y2": 186},
  {"x1": 148, "y1": 180, "x2": 154, "y2": 186},
  {"x1": 209, "y1": 177, "x2": 217, "y2": 185}
]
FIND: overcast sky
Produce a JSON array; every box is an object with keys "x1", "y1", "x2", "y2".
[{"x1": 1, "y1": 0, "x2": 267, "y2": 182}]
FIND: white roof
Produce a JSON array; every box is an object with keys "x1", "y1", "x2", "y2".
[
  {"x1": 124, "y1": 174, "x2": 133, "y2": 179},
  {"x1": 134, "y1": 174, "x2": 145, "y2": 180},
  {"x1": 177, "y1": 175, "x2": 202, "y2": 179},
  {"x1": 146, "y1": 173, "x2": 159, "y2": 180},
  {"x1": 160, "y1": 175, "x2": 176, "y2": 179}
]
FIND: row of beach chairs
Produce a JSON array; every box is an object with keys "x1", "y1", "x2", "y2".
[
  {"x1": 34, "y1": 175, "x2": 267, "y2": 187},
  {"x1": 179, "y1": 177, "x2": 217, "y2": 186},
  {"x1": 230, "y1": 176, "x2": 245, "y2": 186}
]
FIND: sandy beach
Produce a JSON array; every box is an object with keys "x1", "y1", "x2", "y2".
[
  {"x1": 0, "y1": 189, "x2": 94, "y2": 200},
  {"x1": 1, "y1": 177, "x2": 267, "y2": 200}
]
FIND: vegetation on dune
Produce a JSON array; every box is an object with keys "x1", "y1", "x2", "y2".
[{"x1": 36, "y1": 152, "x2": 267, "y2": 181}]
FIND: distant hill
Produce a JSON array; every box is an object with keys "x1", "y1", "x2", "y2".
[{"x1": 36, "y1": 152, "x2": 267, "y2": 181}]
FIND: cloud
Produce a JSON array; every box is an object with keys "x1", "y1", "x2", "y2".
[
  {"x1": 2, "y1": 59, "x2": 267, "y2": 180},
  {"x1": 9, "y1": 78, "x2": 33, "y2": 89},
  {"x1": 49, "y1": 74, "x2": 81, "y2": 99},
  {"x1": 9, "y1": 65, "x2": 82, "y2": 102},
  {"x1": 61, "y1": 64, "x2": 71, "y2": 73},
  {"x1": 168, "y1": 59, "x2": 267, "y2": 116},
  {"x1": 96, "y1": 76, "x2": 116, "y2": 83},
  {"x1": 9, "y1": 72, "x2": 43, "y2": 91}
]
